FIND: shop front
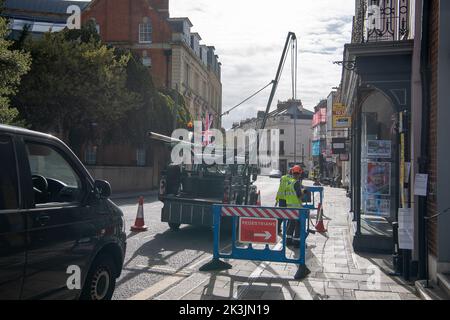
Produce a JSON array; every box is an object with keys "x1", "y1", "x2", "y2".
[{"x1": 342, "y1": 40, "x2": 414, "y2": 254}]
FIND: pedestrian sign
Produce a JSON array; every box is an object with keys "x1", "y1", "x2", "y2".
[{"x1": 239, "y1": 218, "x2": 278, "y2": 245}]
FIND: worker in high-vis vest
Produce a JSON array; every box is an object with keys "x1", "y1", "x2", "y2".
[
  {"x1": 275, "y1": 169, "x2": 293, "y2": 234},
  {"x1": 285, "y1": 165, "x2": 307, "y2": 247}
]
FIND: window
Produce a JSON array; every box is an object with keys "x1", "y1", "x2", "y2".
[
  {"x1": 279, "y1": 141, "x2": 285, "y2": 156},
  {"x1": 142, "y1": 50, "x2": 152, "y2": 67},
  {"x1": 139, "y1": 18, "x2": 152, "y2": 43},
  {"x1": 184, "y1": 63, "x2": 190, "y2": 87},
  {"x1": 0, "y1": 136, "x2": 19, "y2": 210},
  {"x1": 26, "y1": 143, "x2": 83, "y2": 204},
  {"x1": 136, "y1": 148, "x2": 146, "y2": 166},
  {"x1": 280, "y1": 129, "x2": 285, "y2": 135},
  {"x1": 85, "y1": 145, "x2": 97, "y2": 165}
]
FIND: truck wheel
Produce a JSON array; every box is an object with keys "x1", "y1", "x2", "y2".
[
  {"x1": 81, "y1": 254, "x2": 117, "y2": 300},
  {"x1": 168, "y1": 223, "x2": 180, "y2": 231}
]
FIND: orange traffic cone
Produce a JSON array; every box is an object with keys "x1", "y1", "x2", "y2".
[
  {"x1": 315, "y1": 203, "x2": 327, "y2": 233},
  {"x1": 131, "y1": 196, "x2": 148, "y2": 232},
  {"x1": 256, "y1": 191, "x2": 261, "y2": 206}
]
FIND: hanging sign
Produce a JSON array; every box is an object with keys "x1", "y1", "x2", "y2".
[{"x1": 332, "y1": 103, "x2": 351, "y2": 128}]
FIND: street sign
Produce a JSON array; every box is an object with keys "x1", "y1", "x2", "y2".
[
  {"x1": 239, "y1": 217, "x2": 278, "y2": 245},
  {"x1": 332, "y1": 103, "x2": 352, "y2": 128},
  {"x1": 332, "y1": 137, "x2": 347, "y2": 154}
]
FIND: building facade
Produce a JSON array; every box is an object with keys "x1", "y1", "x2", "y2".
[
  {"x1": 233, "y1": 100, "x2": 313, "y2": 175},
  {"x1": 82, "y1": 0, "x2": 173, "y2": 88},
  {"x1": 2, "y1": 0, "x2": 222, "y2": 192},
  {"x1": 168, "y1": 18, "x2": 222, "y2": 127},
  {"x1": 323, "y1": 91, "x2": 350, "y2": 184},
  {"x1": 311, "y1": 100, "x2": 327, "y2": 178},
  {"x1": 410, "y1": 0, "x2": 450, "y2": 292},
  {"x1": 340, "y1": 0, "x2": 415, "y2": 258}
]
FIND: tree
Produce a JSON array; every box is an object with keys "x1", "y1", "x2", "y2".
[
  {"x1": 104, "y1": 49, "x2": 192, "y2": 146},
  {"x1": 13, "y1": 25, "x2": 139, "y2": 142},
  {"x1": 0, "y1": 17, "x2": 31, "y2": 125}
]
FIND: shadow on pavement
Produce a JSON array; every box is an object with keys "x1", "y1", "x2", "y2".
[{"x1": 117, "y1": 225, "x2": 226, "y2": 287}]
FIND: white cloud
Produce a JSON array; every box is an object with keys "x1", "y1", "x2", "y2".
[{"x1": 170, "y1": 0, "x2": 355, "y2": 129}]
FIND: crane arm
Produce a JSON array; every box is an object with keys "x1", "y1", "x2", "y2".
[{"x1": 260, "y1": 32, "x2": 297, "y2": 131}]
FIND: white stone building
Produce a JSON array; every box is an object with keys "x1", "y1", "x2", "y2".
[{"x1": 232, "y1": 100, "x2": 314, "y2": 175}]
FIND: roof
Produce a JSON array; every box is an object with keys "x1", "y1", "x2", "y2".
[
  {"x1": 4, "y1": 0, "x2": 91, "y2": 15},
  {"x1": 167, "y1": 17, "x2": 193, "y2": 27}
]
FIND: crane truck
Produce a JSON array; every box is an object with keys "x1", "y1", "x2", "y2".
[{"x1": 149, "y1": 32, "x2": 298, "y2": 231}]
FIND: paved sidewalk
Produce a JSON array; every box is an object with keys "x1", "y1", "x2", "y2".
[{"x1": 158, "y1": 184, "x2": 420, "y2": 300}]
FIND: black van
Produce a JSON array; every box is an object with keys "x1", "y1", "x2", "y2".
[{"x1": 0, "y1": 124, "x2": 126, "y2": 300}]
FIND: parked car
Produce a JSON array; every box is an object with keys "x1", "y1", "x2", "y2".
[
  {"x1": 269, "y1": 169, "x2": 282, "y2": 178},
  {"x1": 0, "y1": 124, "x2": 126, "y2": 300}
]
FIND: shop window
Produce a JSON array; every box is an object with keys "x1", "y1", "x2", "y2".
[{"x1": 360, "y1": 91, "x2": 397, "y2": 219}]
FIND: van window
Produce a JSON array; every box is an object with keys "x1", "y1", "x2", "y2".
[
  {"x1": 25, "y1": 142, "x2": 84, "y2": 205},
  {"x1": 0, "y1": 136, "x2": 19, "y2": 210}
]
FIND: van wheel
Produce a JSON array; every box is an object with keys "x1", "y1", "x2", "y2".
[
  {"x1": 168, "y1": 223, "x2": 180, "y2": 231},
  {"x1": 81, "y1": 254, "x2": 116, "y2": 300}
]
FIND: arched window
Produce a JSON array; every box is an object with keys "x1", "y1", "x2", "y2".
[{"x1": 139, "y1": 17, "x2": 152, "y2": 43}]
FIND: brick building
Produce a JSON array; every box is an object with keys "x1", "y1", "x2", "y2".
[
  {"x1": 410, "y1": 0, "x2": 450, "y2": 295},
  {"x1": 82, "y1": 0, "x2": 173, "y2": 88}
]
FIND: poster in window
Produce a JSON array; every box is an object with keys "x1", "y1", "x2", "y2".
[
  {"x1": 366, "y1": 162, "x2": 391, "y2": 196},
  {"x1": 367, "y1": 140, "x2": 391, "y2": 158},
  {"x1": 365, "y1": 195, "x2": 390, "y2": 217}
]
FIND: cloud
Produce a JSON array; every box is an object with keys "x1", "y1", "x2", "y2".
[{"x1": 170, "y1": 0, "x2": 355, "y2": 128}]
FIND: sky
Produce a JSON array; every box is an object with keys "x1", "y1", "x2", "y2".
[{"x1": 170, "y1": 0, "x2": 355, "y2": 129}]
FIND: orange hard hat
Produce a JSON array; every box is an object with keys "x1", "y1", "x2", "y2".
[{"x1": 292, "y1": 165, "x2": 303, "y2": 174}]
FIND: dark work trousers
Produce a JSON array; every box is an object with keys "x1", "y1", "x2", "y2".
[{"x1": 287, "y1": 220, "x2": 300, "y2": 242}]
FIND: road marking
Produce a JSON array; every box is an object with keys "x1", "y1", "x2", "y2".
[
  {"x1": 127, "y1": 274, "x2": 187, "y2": 300},
  {"x1": 127, "y1": 246, "x2": 231, "y2": 301}
]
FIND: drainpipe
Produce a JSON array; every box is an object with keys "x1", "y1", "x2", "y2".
[{"x1": 418, "y1": 0, "x2": 430, "y2": 282}]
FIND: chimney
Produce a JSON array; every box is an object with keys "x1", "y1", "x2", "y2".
[{"x1": 152, "y1": 0, "x2": 169, "y2": 19}]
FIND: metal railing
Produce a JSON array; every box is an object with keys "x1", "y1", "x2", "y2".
[{"x1": 352, "y1": 0, "x2": 413, "y2": 43}]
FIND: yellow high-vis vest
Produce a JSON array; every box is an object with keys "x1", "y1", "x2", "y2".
[
  {"x1": 276, "y1": 175, "x2": 291, "y2": 202},
  {"x1": 285, "y1": 177, "x2": 302, "y2": 209}
]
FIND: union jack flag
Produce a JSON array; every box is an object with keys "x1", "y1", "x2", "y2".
[{"x1": 202, "y1": 112, "x2": 214, "y2": 146}]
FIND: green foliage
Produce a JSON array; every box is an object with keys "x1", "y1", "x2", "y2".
[
  {"x1": 104, "y1": 50, "x2": 192, "y2": 146},
  {"x1": 13, "y1": 25, "x2": 139, "y2": 141},
  {"x1": 8, "y1": 20, "x2": 191, "y2": 151},
  {"x1": 0, "y1": 17, "x2": 31, "y2": 124}
]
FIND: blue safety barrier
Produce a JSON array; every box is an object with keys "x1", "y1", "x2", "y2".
[
  {"x1": 199, "y1": 204, "x2": 313, "y2": 280},
  {"x1": 302, "y1": 186, "x2": 324, "y2": 211}
]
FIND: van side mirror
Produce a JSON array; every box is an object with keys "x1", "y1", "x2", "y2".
[{"x1": 94, "y1": 180, "x2": 111, "y2": 198}]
